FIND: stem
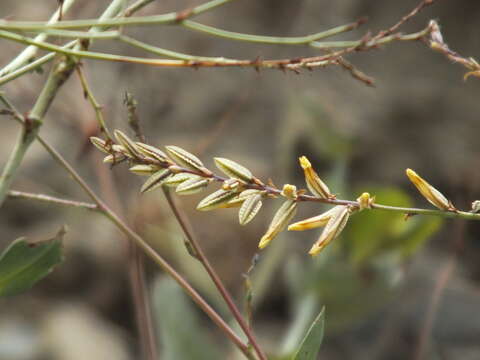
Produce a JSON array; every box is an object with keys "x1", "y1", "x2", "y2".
[
  {"x1": 75, "y1": 66, "x2": 113, "y2": 140},
  {"x1": 77, "y1": 67, "x2": 157, "y2": 359},
  {"x1": 163, "y1": 188, "x2": 267, "y2": 360},
  {"x1": 1, "y1": 101, "x2": 252, "y2": 359},
  {"x1": 0, "y1": 0, "x2": 128, "y2": 208},
  {"x1": 0, "y1": 0, "x2": 161, "y2": 86},
  {"x1": 41, "y1": 137, "x2": 251, "y2": 358},
  {"x1": 7, "y1": 190, "x2": 98, "y2": 210},
  {"x1": 0, "y1": 0, "x2": 235, "y2": 31},
  {"x1": 0, "y1": 123, "x2": 38, "y2": 206},
  {"x1": 180, "y1": 18, "x2": 364, "y2": 45},
  {"x1": 0, "y1": 0, "x2": 77, "y2": 77}
]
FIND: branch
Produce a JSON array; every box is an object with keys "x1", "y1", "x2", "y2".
[
  {"x1": 7, "y1": 190, "x2": 98, "y2": 210},
  {"x1": 0, "y1": 0, "x2": 77, "y2": 77},
  {"x1": 0, "y1": 0, "x2": 128, "y2": 209},
  {"x1": 1, "y1": 95, "x2": 254, "y2": 359},
  {"x1": 163, "y1": 188, "x2": 267, "y2": 360}
]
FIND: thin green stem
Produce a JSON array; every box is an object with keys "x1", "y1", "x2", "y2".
[
  {"x1": 0, "y1": 0, "x2": 128, "y2": 208},
  {"x1": 7, "y1": 190, "x2": 99, "y2": 210},
  {"x1": 0, "y1": 0, "x2": 157, "y2": 87},
  {"x1": 0, "y1": 41, "x2": 76, "y2": 87},
  {"x1": 20, "y1": 29, "x2": 120, "y2": 39},
  {"x1": 118, "y1": 34, "x2": 233, "y2": 61},
  {"x1": 0, "y1": 0, "x2": 76, "y2": 77},
  {"x1": 0, "y1": 0, "x2": 235, "y2": 31},
  {"x1": 0, "y1": 125, "x2": 39, "y2": 206},
  {"x1": 163, "y1": 188, "x2": 267, "y2": 360},
  {"x1": 181, "y1": 18, "x2": 364, "y2": 44}
]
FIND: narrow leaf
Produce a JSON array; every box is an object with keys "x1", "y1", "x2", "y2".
[
  {"x1": 114, "y1": 130, "x2": 141, "y2": 158},
  {"x1": 214, "y1": 157, "x2": 253, "y2": 182},
  {"x1": 141, "y1": 169, "x2": 171, "y2": 193},
  {"x1": 0, "y1": 227, "x2": 66, "y2": 297},
  {"x1": 176, "y1": 177, "x2": 210, "y2": 195},
  {"x1": 166, "y1": 145, "x2": 207, "y2": 173},
  {"x1": 293, "y1": 307, "x2": 325, "y2": 360},
  {"x1": 135, "y1": 142, "x2": 168, "y2": 162},
  {"x1": 163, "y1": 173, "x2": 199, "y2": 187},
  {"x1": 239, "y1": 194, "x2": 262, "y2": 225},
  {"x1": 196, "y1": 189, "x2": 237, "y2": 211}
]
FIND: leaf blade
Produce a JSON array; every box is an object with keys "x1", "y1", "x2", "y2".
[
  {"x1": 0, "y1": 227, "x2": 65, "y2": 297},
  {"x1": 293, "y1": 307, "x2": 325, "y2": 360}
]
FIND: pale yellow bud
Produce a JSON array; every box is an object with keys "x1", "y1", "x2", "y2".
[
  {"x1": 406, "y1": 169, "x2": 454, "y2": 211},
  {"x1": 258, "y1": 200, "x2": 297, "y2": 249},
  {"x1": 309, "y1": 206, "x2": 350, "y2": 256},
  {"x1": 299, "y1": 156, "x2": 333, "y2": 199},
  {"x1": 356, "y1": 192, "x2": 373, "y2": 210},
  {"x1": 288, "y1": 206, "x2": 340, "y2": 231},
  {"x1": 281, "y1": 184, "x2": 298, "y2": 200}
]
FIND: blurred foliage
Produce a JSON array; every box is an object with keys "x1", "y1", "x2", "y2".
[
  {"x1": 0, "y1": 226, "x2": 65, "y2": 297},
  {"x1": 344, "y1": 186, "x2": 444, "y2": 265},
  {"x1": 153, "y1": 276, "x2": 222, "y2": 360}
]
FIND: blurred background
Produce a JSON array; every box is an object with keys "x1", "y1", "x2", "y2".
[{"x1": 1, "y1": 0, "x2": 480, "y2": 359}]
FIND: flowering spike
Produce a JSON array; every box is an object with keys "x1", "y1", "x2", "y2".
[
  {"x1": 405, "y1": 169, "x2": 454, "y2": 211},
  {"x1": 309, "y1": 206, "x2": 350, "y2": 256},
  {"x1": 258, "y1": 200, "x2": 297, "y2": 249},
  {"x1": 299, "y1": 156, "x2": 334, "y2": 199}
]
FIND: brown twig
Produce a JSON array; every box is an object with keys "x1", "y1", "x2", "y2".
[
  {"x1": 1, "y1": 95, "x2": 253, "y2": 359},
  {"x1": 427, "y1": 20, "x2": 480, "y2": 80},
  {"x1": 163, "y1": 188, "x2": 267, "y2": 360}
]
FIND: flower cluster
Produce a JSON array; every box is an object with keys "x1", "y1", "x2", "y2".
[{"x1": 91, "y1": 130, "x2": 462, "y2": 256}]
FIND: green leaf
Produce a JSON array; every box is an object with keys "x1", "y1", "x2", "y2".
[
  {"x1": 293, "y1": 307, "x2": 325, "y2": 360},
  {"x1": 0, "y1": 227, "x2": 65, "y2": 297}
]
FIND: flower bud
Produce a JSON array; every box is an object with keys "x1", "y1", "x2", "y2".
[
  {"x1": 406, "y1": 169, "x2": 454, "y2": 211},
  {"x1": 299, "y1": 156, "x2": 334, "y2": 199}
]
